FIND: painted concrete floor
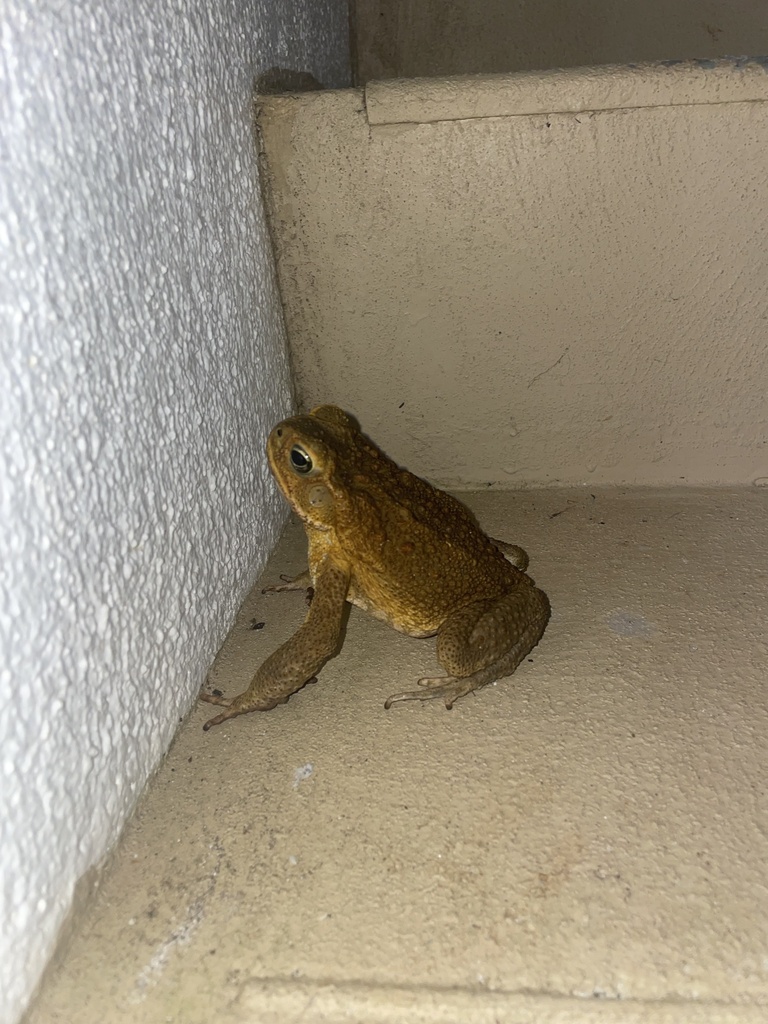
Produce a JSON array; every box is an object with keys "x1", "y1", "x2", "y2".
[{"x1": 27, "y1": 488, "x2": 768, "y2": 1024}]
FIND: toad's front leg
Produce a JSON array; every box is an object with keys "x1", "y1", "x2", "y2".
[{"x1": 201, "y1": 560, "x2": 349, "y2": 730}]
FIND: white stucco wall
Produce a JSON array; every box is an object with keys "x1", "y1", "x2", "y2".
[{"x1": 0, "y1": 2, "x2": 349, "y2": 1022}]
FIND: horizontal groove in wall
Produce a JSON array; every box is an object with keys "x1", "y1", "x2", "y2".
[
  {"x1": 365, "y1": 57, "x2": 768, "y2": 125},
  {"x1": 236, "y1": 977, "x2": 768, "y2": 1024}
]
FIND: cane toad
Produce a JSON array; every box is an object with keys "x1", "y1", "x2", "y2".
[{"x1": 201, "y1": 405, "x2": 549, "y2": 729}]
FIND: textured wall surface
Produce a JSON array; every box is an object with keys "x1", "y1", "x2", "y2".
[
  {"x1": 353, "y1": 0, "x2": 768, "y2": 81},
  {"x1": 0, "y1": 2, "x2": 348, "y2": 1021},
  {"x1": 260, "y1": 60, "x2": 768, "y2": 487}
]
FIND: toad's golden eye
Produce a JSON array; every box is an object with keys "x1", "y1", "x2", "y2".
[{"x1": 290, "y1": 445, "x2": 313, "y2": 474}]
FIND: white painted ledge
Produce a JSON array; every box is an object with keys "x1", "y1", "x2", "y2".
[
  {"x1": 26, "y1": 488, "x2": 768, "y2": 1024},
  {"x1": 365, "y1": 57, "x2": 768, "y2": 124}
]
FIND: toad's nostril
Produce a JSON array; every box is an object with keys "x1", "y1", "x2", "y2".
[{"x1": 276, "y1": 428, "x2": 283, "y2": 437}]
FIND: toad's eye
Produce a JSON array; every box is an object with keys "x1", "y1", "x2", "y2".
[{"x1": 290, "y1": 445, "x2": 313, "y2": 474}]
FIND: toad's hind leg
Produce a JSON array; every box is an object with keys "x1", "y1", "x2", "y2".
[
  {"x1": 384, "y1": 584, "x2": 550, "y2": 709},
  {"x1": 490, "y1": 539, "x2": 529, "y2": 572}
]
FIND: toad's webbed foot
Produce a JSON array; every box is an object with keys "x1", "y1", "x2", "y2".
[
  {"x1": 384, "y1": 675, "x2": 475, "y2": 710},
  {"x1": 384, "y1": 583, "x2": 550, "y2": 712},
  {"x1": 262, "y1": 570, "x2": 312, "y2": 594},
  {"x1": 199, "y1": 691, "x2": 230, "y2": 708},
  {"x1": 199, "y1": 679, "x2": 318, "y2": 731}
]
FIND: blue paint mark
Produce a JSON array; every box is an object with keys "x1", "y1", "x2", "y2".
[
  {"x1": 655, "y1": 56, "x2": 768, "y2": 70},
  {"x1": 607, "y1": 611, "x2": 655, "y2": 638},
  {"x1": 723, "y1": 55, "x2": 768, "y2": 69},
  {"x1": 292, "y1": 763, "x2": 314, "y2": 788}
]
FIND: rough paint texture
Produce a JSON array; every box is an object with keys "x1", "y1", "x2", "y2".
[
  {"x1": 259, "y1": 67, "x2": 768, "y2": 487},
  {"x1": 24, "y1": 489, "x2": 768, "y2": 1023},
  {"x1": 0, "y1": 1, "x2": 348, "y2": 1021}
]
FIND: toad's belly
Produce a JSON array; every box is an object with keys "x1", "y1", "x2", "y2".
[{"x1": 347, "y1": 582, "x2": 440, "y2": 638}]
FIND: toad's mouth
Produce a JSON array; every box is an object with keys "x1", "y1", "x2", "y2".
[{"x1": 292, "y1": 504, "x2": 332, "y2": 530}]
